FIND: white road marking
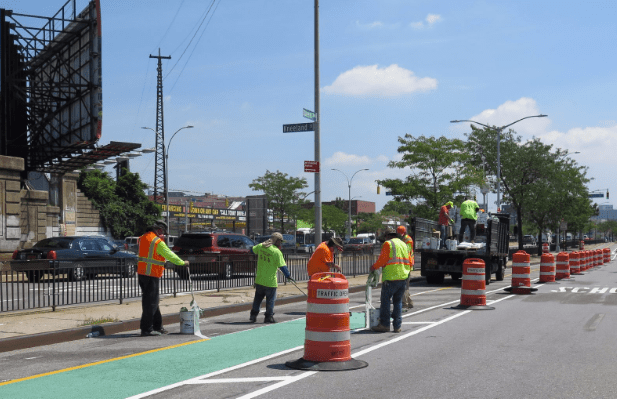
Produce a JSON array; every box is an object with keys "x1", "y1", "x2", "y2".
[{"x1": 187, "y1": 377, "x2": 290, "y2": 384}]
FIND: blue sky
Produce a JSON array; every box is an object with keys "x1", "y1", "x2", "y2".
[{"x1": 8, "y1": 0, "x2": 617, "y2": 212}]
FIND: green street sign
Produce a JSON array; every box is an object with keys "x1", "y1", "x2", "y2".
[{"x1": 303, "y1": 108, "x2": 316, "y2": 121}]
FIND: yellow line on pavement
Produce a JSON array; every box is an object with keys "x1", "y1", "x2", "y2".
[{"x1": 0, "y1": 338, "x2": 209, "y2": 387}]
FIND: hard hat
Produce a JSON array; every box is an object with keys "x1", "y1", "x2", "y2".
[
  {"x1": 331, "y1": 237, "x2": 344, "y2": 251},
  {"x1": 446, "y1": 201, "x2": 453, "y2": 207},
  {"x1": 153, "y1": 219, "x2": 168, "y2": 232},
  {"x1": 381, "y1": 227, "x2": 396, "y2": 241},
  {"x1": 396, "y1": 226, "x2": 407, "y2": 235}
]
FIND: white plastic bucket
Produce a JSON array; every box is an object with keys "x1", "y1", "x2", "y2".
[
  {"x1": 180, "y1": 310, "x2": 199, "y2": 334},
  {"x1": 447, "y1": 240, "x2": 458, "y2": 250},
  {"x1": 423, "y1": 237, "x2": 431, "y2": 250},
  {"x1": 430, "y1": 237, "x2": 439, "y2": 249},
  {"x1": 368, "y1": 308, "x2": 380, "y2": 328}
]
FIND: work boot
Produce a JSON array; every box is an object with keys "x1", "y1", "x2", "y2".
[
  {"x1": 155, "y1": 327, "x2": 169, "y2": 335},
  {"x1": 393, "y1": 327, "x2": 402, "y2": 333},
  {"x1": 371, "y1": 324, "x2": 390, "y2": 333},
  {"x1": 264, "y1": 315, "x2": 276, "y2": 323},
  {"x1": 140, "y1": 330, "x2": 162, "y2": 337},
  {"x1": 249, "y1": 314, "x2": 257, "y2": 323}
]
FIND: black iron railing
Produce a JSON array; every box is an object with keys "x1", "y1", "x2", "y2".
[{"x1": 1, "y1": 252, "x2": 378, "y2": 313}]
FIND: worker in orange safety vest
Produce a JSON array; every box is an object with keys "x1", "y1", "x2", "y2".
[
  {"x1": 137, "y1": 220, "x2": 188, "y2": 336},
  {"x1": 396, "y1": 225, "x2": 414, "y2": 270}
]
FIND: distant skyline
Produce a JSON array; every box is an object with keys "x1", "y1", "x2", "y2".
[{"x1": 8, "y1": 0, "x2": 617, "y2": 213}]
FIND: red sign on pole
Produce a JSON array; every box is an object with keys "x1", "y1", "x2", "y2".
[{"x1": 304, "y1": 161, "x2": 319, "y2": 173}]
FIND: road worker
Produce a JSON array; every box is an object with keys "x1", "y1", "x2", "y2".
[
  {"x1": 369, "y1": 228, "x2": 412, "y2": 333},
  {"x1": 249, "y1": 232, "x2": 293, "y2": 323},
  {"x1": 439, "y1": 201, "x2": 454, "y2": 248},
  {"x1": 137, "y1": 220, "x2": 189, "y2": 336},
  {"x1": 306, "y1": 237, "x2": 344, "y2": 277},
  {"x1": 396, "y1": 225, "x2": 414, "y2": 270},
  {"x1": 459, "y1": 197, "x2": 480, "y2": 243}
]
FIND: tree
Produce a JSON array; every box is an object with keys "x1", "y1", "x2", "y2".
[
  {"x1": 356, "y1": 212, "x2": 385, "y2": 234},
  {"x1": 78, "y1": 169, "x2": 161, "y2": 238},
  {"x1": 379, "y1": 134, "x2": 483, "y2": 220},
  {"x1": 381, "y1": 199, "x2": 412, "y2": 216},
  {"x1": 248, "y1": 170, "x2": 308, "y2": 232},
  {"x1": 322, "y1": 205, "x2": 348, "y2": 237}
]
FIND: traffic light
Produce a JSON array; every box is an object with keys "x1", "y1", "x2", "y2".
[
  {"x1": 377, "y1": 185, "x2": 380, "y2": 194},
  {"x1": 607, "y1": 190, "x2": 610, "y2": 199}
]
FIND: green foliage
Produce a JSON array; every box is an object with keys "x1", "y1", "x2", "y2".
[
  {"x1": 248, "y1": 170, "x2": 308, "y2": 232},
  {"x1": 356, "y1": 212, "x2": 385, "y2": 234},
  {"x1": 381, "y1": 200, "x2": 412, "y2": 216},
  {"x1": 322, "y1": 205, "x2": 348, "y2": 237},
  {"x1": 379, "y1": 134, "x2": 483, "y2": 220},
  {"x1": 78, "y1": 169, "x2": 161, "y2": 238}
]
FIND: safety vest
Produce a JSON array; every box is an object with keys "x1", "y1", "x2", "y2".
[
  {"x1": 137, "y1": 232, "x2": 166, "y2": 278},
  {"x1": 382, "y1": 238, "x2": 411, "y2": 281},
  {"x1": 402, "y1": 234, "x2": 415, "y2": 267}
]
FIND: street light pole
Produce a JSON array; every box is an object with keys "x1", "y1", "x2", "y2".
[
  {"x1": 450, "y1": 114, "x2": 547, "y2": 211},
  {"x1": 332, "y1": 168, "x2": 369, "y2": 239},
  {"x1": 143, "y1": 125, "x2": 193, "y2": 241}
]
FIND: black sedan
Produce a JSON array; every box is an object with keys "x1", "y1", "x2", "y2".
[{"x1": 11, "y1": 236, "x2": 137, "y2": 282}]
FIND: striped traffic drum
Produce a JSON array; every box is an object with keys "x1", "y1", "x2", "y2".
[
  {"x1": 286, "y1": 273, "x2": 368, "y2": 371},
  {"x1": 453, "y1": 258, "x2": 494, "y2": 310},
  {"x1": 604, "y1": 248, "x2": 611, "y2": 263},
  {"x1": 505, "y1": 250, "x2": 537, "y2": 294},
  {"x1": 555, "y1": 252, "x2": 570, "y2": 280},
  {"x1": 569, "y1": 251, "x2": 582, "y2": 275},
  {"x1": 539, "y1": 253, "x2": 556, "y2": 283}
]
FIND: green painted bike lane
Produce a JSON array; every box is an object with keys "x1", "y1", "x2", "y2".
[{"x1": 0, "y1": 314, "x2": 366, "y2": 399}]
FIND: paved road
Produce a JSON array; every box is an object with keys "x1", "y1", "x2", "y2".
[{"x1": 1, "y1": 247, "x2": 615, "y2": 398}]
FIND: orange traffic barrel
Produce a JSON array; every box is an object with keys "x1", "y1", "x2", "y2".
[
  {"x1": 539, "y1": 253, "x2": 556, "y2": 283},
  {"x1": 504, "y1": 250, "x2": 537, "y2": 294},
  {"x1": 542, "y1": 242, "x2": 549, "y2": 254},
  {"x1": 286, "y1": 272, "x2": 368, "y2": 371},
  {"x1": 453, "y1": 258, "x2": 494, "y2": 310},
  {"x1": 596, "y1": 249, "x2": 604, "y2": 266},
  {"x1": 580, "y1": 251, "x2": 588, "y2": 271},
  {"x1": 569, "y1": 251, "x2": 582, "y2": 275},
  {"x1": 555, "y1": 252, "x2": 570, "y2": 280},
  {"x1": 580, "y1": 240, "x2": 585, "y2": 250},
  {"x1": 604, "y1": 248, "x2": 611, "y2": 263}
]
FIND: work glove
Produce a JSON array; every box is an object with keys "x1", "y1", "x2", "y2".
[
  {"x1": 450, "y1": 219, "x2": 454, "y2": 224},
  {"x1": 183, "y1": 260, "x2": 190, "y2": 268},
  {"x1": 287, "y1": 277, "x2": 296, "y2": 284},
  {"x1": 367, "y1": 269, "x2": 380, "y2": 288}
]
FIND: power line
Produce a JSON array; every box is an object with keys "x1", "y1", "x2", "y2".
[
  {"x1": 164, "y1": 0, "x2": 218, "y2": 81},
  {"x1": 153, "y1": 0, "x2": 186, "y2": 53}
]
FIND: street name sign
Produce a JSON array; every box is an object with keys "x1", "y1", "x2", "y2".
[
  {"x1": 588, "y1": 193, "x2": 604, "y2": 198},
  {"x1": 303, "y1": 108, "x2": 316, "y2": 121},
  {"x1": 283, "y1": 123, "x2": 315, "y2": 133},
  {"x1": 304, "y1": 161, "x2": 319, "y2": 173}
]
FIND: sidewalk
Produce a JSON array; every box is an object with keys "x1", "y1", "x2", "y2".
[{"x1": 0, "y1": 271, "x2": 423, "y2": 352}]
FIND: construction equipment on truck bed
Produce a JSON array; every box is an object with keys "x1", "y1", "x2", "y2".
[{"x1": 409, "y1": 213, "x2": 510, "y2": 285}]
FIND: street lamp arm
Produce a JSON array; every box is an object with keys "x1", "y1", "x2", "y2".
[
  {"x1": 166, "y1": 125, "x2": 194, "y2": 156},
  {"x1": 500, "y1": 114, "x2": 547, "y2": 130},
  {"x1": 450, "y1": 119, "x2": 491, "y2": 129}
]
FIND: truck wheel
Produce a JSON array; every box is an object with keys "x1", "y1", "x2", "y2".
[
  {"x1": 496, "y1": 261, "x2": 505, "y2": 281},
  {"x1": 426, "y1": 272, "x2": 444, "y2": 284}
]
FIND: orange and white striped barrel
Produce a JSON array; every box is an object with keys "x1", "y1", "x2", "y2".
[
  {"x1": 569, "y1": 251, "x2": 580, "y2": 274},
  {"x1": 581, "y1": 251, "x2": 588, "y2": 271},
  {"x1": 555, "y1": 252, "x2": 570, "y2": 280},
  {"x1": 542, "y1": 243, "x2": 549, "y2": 254},
  {"x1": 511, "y1": 250, "x2": 532, "y2": 294},
  {"x1": 304, "y1": 272, "x2": 350, "y2": 362},
  {"x1": 460, "y1": 258, "x2": 487, "y2": 306},
  {"x1": 591, "y1": 249, "x2": 598, "y2": 268},
  {"x1": 580, "y1": 241, "x2": 585, "y2": 250},
  {"x1": 539, "y1": 253, "x2": 556, "y2": 283},
  {"x1": 596, "y1": 249, "x2": 604, "y2": 266},
  {"x1": 604, "y1": 248, "x2": 611, "y2": 263}
]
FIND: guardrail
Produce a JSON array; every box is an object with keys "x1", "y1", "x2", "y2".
[{"x1": 1, "y1": 252, "x2": 378, "y2": 313}]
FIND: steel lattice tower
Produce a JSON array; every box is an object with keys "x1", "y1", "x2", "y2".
[{"x1": 149, "y1": 49, "x2": 171, "y2": 204}]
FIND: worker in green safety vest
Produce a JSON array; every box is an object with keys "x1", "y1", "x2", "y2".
[{"x1": 459, "y1": 197, "x2": 480, "y2": 243}]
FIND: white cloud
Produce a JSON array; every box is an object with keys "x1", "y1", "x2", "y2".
[
  {"x1": 410, "y1": 14, "x2": 442, "y2": 29},
  {"x1": 322, "y1": 64, "x2": 438, "y2": 98},
  {"x1": 356, "y1": 20, "x2": 383, "y2": 29},
  {"x1": 325, "y1": 151, "x2": 389, "y2": 167}
]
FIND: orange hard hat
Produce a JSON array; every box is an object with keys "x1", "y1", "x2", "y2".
[{"x1": 396, "y1": 226, "x2": 406, "y2": 234}]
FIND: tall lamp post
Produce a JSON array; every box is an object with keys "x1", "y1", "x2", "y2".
[
  {"x1": 143, "y1": 125, "x2": 193, "y2": 240},
  {"x1": 331, "y1": 168, "x2": 369, "y2": 239},
  {"x1": 450, "y1": 115, "x2": 547, "y2": 211}
]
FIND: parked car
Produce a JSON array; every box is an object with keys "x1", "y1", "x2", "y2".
[
  {"x1": 171, "y1": 232, "x2": 256, "y2": 279},
  {"x1": 124, "y1": 236, "x2": 140, "y2": 253},
  {"x1": 11, "y1": 236, "x2": 137, "y2": 282},
  {"x1": 343, "y1": 237, "x2": 374, "y2": 254},
  {"x1": 522, "y1": 235, "x2": 537, "y2": 246}
]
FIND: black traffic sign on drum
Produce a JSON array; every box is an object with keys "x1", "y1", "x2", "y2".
[{"x1": 283, "y1": 123, "x2": 315, "y2": 133}]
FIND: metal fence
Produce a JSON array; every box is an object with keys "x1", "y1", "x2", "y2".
[{"x1": 1, "y1": 252, "x2": 377, "y2": 313}]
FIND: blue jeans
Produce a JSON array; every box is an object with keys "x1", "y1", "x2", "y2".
[
  {"x1": 251, "y1": 284, "x2": 277, "y2": 317},
  {"x1": 440, "y1": 225, "x2": 447, "y2": 248},
  {"x1": 379, "y1": 279, "x2": 407, "y2": 330}
]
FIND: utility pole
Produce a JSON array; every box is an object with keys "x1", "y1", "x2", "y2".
[
  {"x1": 149, "y1": 49, "x2": 171, "y2": 205},
  {"x1": 314, "y1": 0, "x2": 322, "y2": 245}
]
